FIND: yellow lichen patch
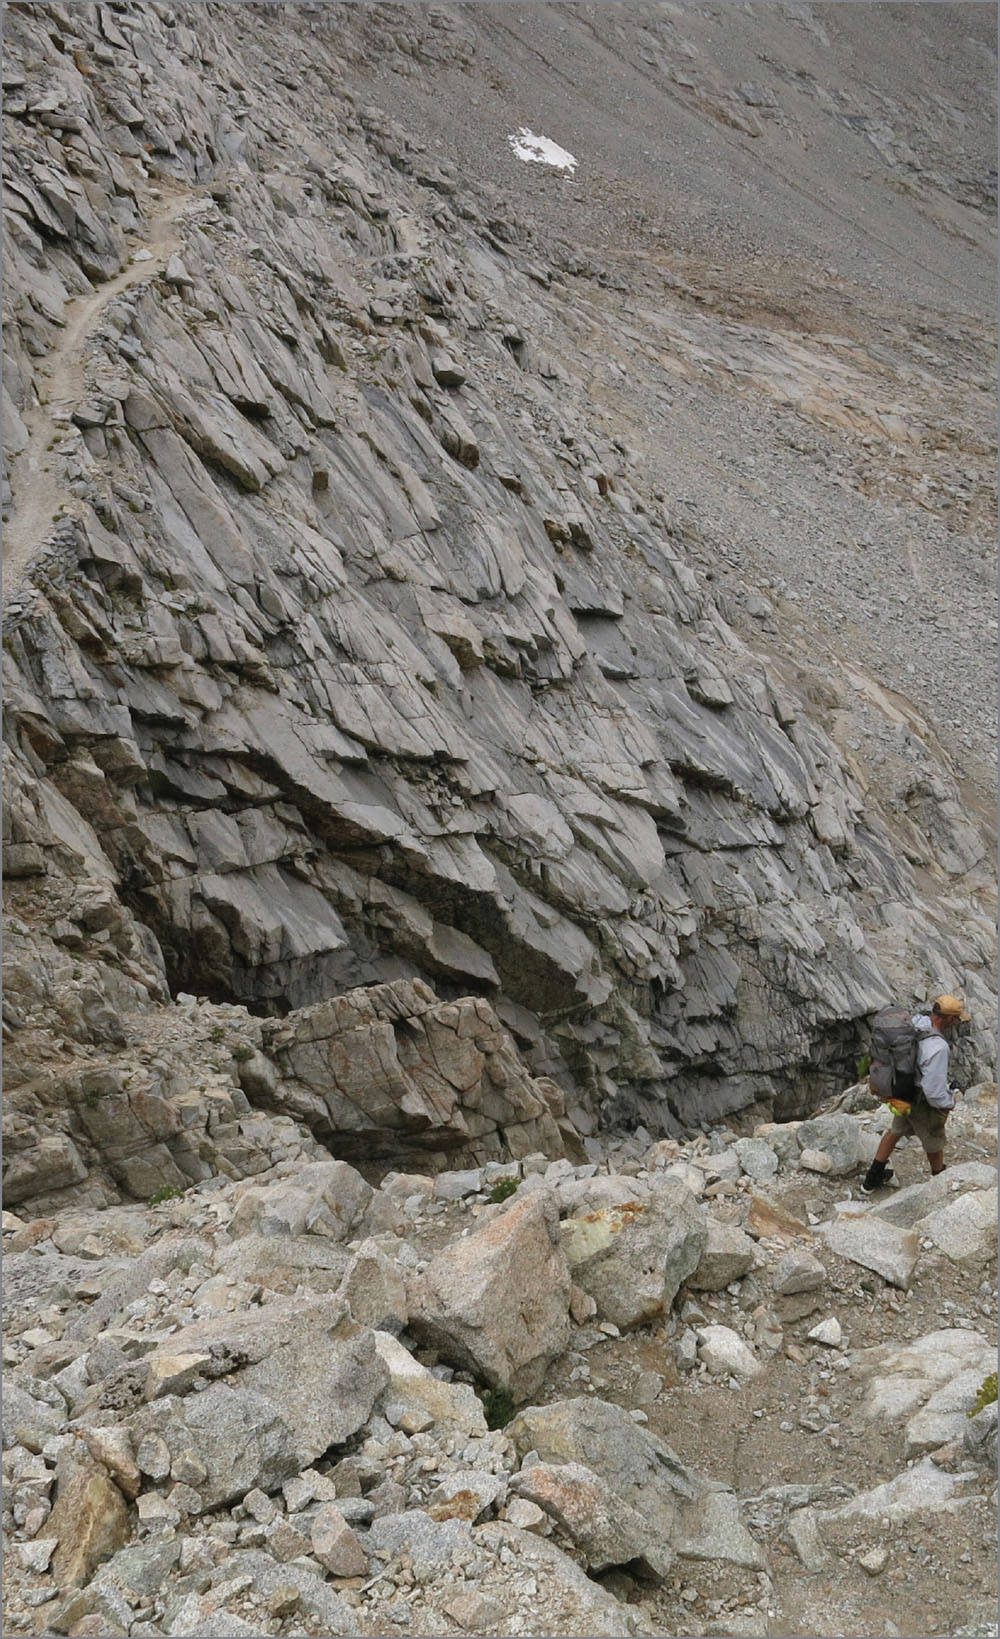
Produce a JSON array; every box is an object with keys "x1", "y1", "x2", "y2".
[{"x1": 560, "y1": 1202, "x2": 648, "y2": 1267}]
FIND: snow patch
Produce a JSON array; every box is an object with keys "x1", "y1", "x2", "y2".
[{"x1": 508, "y1": 128, "x2": 577, "y2": 174}]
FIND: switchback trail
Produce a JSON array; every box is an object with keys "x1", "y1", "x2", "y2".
[{"x1": 2, "y1": 192, "x2": 190, "y2": 599}]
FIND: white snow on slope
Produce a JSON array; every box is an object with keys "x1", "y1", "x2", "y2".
[{"x1": 508, "y1": 127, "x2": 578, "y2": 173}]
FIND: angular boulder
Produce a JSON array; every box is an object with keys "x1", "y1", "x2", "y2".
[
  {"x1": 372, "y1": 1330, "x2": 488, "y2": 1436},
  {"x1": 128, "y1": 1297, "x2": 387, "y2": 1506},
  {"x1": 336, "y1": 1237, "x2": 409, "y2": 1330},
  {"x1": 408, "y1": 1190, "x2": 571, "y2": 1398},
  {"x1": 688, "y1": 1219, "x2": 756, "y2": 1291},
  {"x1": 820, "y1": 1213, "x2": 918, "y2": 1288},
  {"x1": 508, "y1": 1396, "x2": 761, "y2": 1573},
  {"x1": 671, "y1": 1489, "x2": 767, "y2": 1569},
  {"x1": 47, "y1": 1445, "x2": 131, "y2": 1589},
  {"x1": 262, "y1": 982, "x2": 571, "y2": 1166},
  {"x1": 819, "y1": 1458, "x2": 977, "y2": 1527},
  {"x1": 228, "y1": 1158, "x2": 390, "y2": 1241},
  {"x1": 903, "y1": 1368, "x2": 991, "y2": 1458},
  {"x1": 865, "y1": 1162, "x2": 997, "y2": 1230},
  {"x1": 511, "y1": 1459, "x2": 672, "y2": 1576},
  {"x1": 560, "y1": 1177, "x2": 706, "y2": 1329},
  {"x1": 473, "y1": 1520, "x2": 640, "y2": 1636},
  {"x1": 310, "y1": 1503, "x2": 369, "y2": 1577},
  {"x1": 2, "y1": 1379, "x2": 66, "y2": 1452},
  {"x1": 771, "y1": 1248, "x2": 826, "y2": 1296},
  {"x1": 733, "y1": 1137, "x2": 778, "y2": 1183},
  {"x1": 792, "y1": 1115, "x2": 868, "y2": 1176},
  {"x1": 854, "y1": 1327, "x2": 996, "y2": 1432},
  {"x1": 912, "y1": 1186, "x2": 998, "y2": 1264}
]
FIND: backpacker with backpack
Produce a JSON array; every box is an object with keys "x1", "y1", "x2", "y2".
[{"x1": 868, "y1": 1005, "x2": 932, "y2": 1117}]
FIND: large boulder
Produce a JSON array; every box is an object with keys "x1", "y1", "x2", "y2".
[
  {"x1": 508, "y1": 1397, "x2": 762, "y2": 1573},
  {"x1": 912, "y1": 1185, "x2": 998, "y2": 1264},
  {"x1": 508, "y1": 1397, "x2": 694, "y2": 1565},
  {"x1": 818, "y1": 1458, "x2": 978, "y2": 1528},
  {"x1": 408, "y1": 1190, "x2": 571, "y2": 1398},
  {"x1": 2, "y1": 1379, "x2": 66, "y2": 1452},
  {"x1": 733, "y1": 1137, "x2": 779, "y2": 1184},
  {"x1": 336, "y1": 1238, "x2": 409, "y2": 1330},
  {"x1": 688, "y1": 1219, "x2": 756, "y2": 1292},
  {"x1": 559, "y1": 1177, "x2": 706, "y2": 1329},
  {"x1": 228, "y1": 1158, "x2": 396, "y2": 1241},
  {"x1": 260, "y1": 982, "x2": 574, "y2": 1166},
  {"x1": 468, "y1": 1521, "x2": 639, "y2": 1637},
  {"x1": 820, "y1": 1213, "x2": 918, "y2": 1288},
  {"x1": 853, "y1": 1328, "x2": 996, "y2": 1429},
  {"x1": 903, "y1": 1369, "x2": 993, "y2": 1458},
  {"x1": 213, "y1": 1233, "x2": 350, "y2": 1297},
  {"x1": 510, "y1": 1459, "x2": 672, "y2": 1577},
  {"x1": 46, "y1": 1445, "x2": 131, "y2": 1589},
  {"x1": 127, "y1": 1297, "x2": 387, "y2": 1507},
  {"x1": 792, "y1": 1115, "x2": 869, "y2": 1176},
  {"x1": 864, "y1": 1162, "x2": 997, "y2": 1230}
]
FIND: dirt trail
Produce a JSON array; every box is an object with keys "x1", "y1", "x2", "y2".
[{"x1": 2, "y1": 195, "x2": 189, "y2": 599}]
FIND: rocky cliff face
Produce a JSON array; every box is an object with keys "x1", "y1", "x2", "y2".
[{"x1": 2, "y1": 2, "x2": 996, "y2": 1214}]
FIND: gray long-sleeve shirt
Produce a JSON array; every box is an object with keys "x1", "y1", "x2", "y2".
[{"x1": 912, "y1": 1014, "x2": 954, "y2": 1109}]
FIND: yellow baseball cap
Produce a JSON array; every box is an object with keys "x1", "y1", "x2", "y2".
[{"x1": 933, "y1": 994, "x2": 971, "y2": 1022}]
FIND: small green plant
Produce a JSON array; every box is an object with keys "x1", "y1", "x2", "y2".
[
  {"x1": 857, "y1": 1053, "x2": 872, "y2": 1080},
  {"x1": 148, "y1": 1184, "x2": 183, "y2": 1207},
  {"x1": 489, "y1": 1176, "x2": 518, "y2": 1204},
  {"x1": 231, "y1": 1043, "x2": 255, "y2": 1063},
  {"x1": 968, "y1": 1372, "x2": 997, "y2": 1417},
  {"x1": 481, "y1": 1386, "x2": 516, "y2": 1430},
  {"x1": 209, "y1": 1026, "x2": 226, "y2": 1043}
]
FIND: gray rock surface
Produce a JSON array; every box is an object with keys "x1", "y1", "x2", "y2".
[
  {"x1": 689, "y1": 1219, "x2": 757, "y2": 1292},
  {"x1": 2, "y1": 0, "x2": 995, "y2": 1224},
  {"x1": 561, "y1": 1177, "x2": 707, "y2": 1328},
  {"x1": 0, "y1": 6, "x2": 997, "y2": 1637},
  {"x1": 126, "y1": 1297, "x2": 387, "y2": 1507},
  {"x1": 409, "y1": 1189, "x2": 571, "y2": 1397},
  {"x1": 820, "y1": 1213, "x2": 919, "y2": 1289},
  {"x1": 1, "y1": 1097, "x2": 996, "y2": 1638}
]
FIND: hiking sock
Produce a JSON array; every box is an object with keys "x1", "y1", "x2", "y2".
[{"x1": 861, "y1": 1160, "x2": 892, "y2": 1192}]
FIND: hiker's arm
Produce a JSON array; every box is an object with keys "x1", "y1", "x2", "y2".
[{"x1": 919, "y1": 1038, "x2": 953, "y2": 1108}]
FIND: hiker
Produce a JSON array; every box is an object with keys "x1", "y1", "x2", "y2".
[{"x1": 860, "y1": 994, "x2": 970, "y2": 1193}]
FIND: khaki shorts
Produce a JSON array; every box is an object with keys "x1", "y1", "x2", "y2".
[{"x1": 890, "y1": 1099, "x2": 948, "y2": 1154}]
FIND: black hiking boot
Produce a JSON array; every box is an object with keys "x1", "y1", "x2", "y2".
[{"x1": 859, "y1": 1160, "x2": 895, "y2": 1195}]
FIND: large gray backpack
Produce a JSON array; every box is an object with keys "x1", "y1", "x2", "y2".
[{"x1": 869, "y1": 1006, "x2": 931, "y2": 1100}]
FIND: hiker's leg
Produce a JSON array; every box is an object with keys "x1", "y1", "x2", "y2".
[
  {"x1": 919, "y1": 1108, "x2": 948, "y2": 1175},
  {"x1": 862, "y1": 1129, "x2": 901, "y2": 1191},
  {"x1": 873, "y1": 1131, "x2": 900, "y2": 1164}
]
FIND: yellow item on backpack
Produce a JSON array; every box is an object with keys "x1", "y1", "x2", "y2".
[{"x1": 886, "y1": 1098, "x2": 911, "y2": 1118}]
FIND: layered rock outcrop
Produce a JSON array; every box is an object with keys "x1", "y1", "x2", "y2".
[{"x1": 2, "y1": 2, "x2": 995, "y2": 1210}]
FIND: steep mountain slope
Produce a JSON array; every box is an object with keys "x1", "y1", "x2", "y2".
[{"x1": 2, "y1": 2, "x2": 996, "y2": 1214}]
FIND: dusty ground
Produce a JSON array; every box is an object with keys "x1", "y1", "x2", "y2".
[{"x1": 534, "y1": 1112, "x2": 999, "y2": 1639}]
